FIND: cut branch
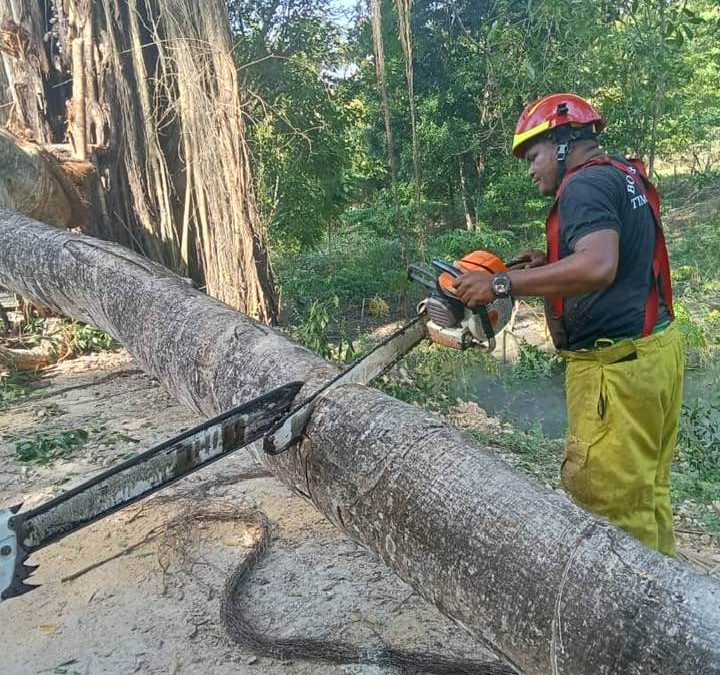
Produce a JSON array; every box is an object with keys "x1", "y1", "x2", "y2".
[
  {"x1": 1, "y1": 211, "x2": 719, "y2": 675},
  {"x1": 0, "y1": 129, "x2": 89, "y2": 229}
]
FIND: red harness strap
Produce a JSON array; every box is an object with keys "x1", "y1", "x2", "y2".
[{"x1": 545, "y1": 156, "x2": 674, "y2": 338}]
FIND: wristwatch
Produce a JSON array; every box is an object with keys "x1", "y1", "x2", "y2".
[{"x1": 491, "y1": 271, "x2": 512, "y2": 298}]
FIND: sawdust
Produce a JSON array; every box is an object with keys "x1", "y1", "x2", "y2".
[{"x1": 0, "y1": 351, "x2": 504, "y2": 675}]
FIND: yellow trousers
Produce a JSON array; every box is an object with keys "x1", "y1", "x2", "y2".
[{"x1": 561, "y1": 323, "x2": 684, "y2": 556}]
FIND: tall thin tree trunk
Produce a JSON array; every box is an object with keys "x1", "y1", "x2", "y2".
[
  {"x1": 369, "y1": 0, "x2": 398, "y2": 187},
  {"x1": 395, "y1": 0, "x2": 422, "y2": 240},
  {"x1": 459, "y1": 157, "x2": 476, "y2": 231}
]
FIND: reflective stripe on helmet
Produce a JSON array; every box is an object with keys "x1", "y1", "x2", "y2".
[{"x1": 511, "y1": 120, "x2": 551, "y2": 156}]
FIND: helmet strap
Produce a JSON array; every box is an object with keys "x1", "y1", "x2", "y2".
[
  {"x1": 556, "y1": 142, "x2": 569, "y2": 181},
  {"x1": 551, "y1": 124, "x2": 596, "y2": 181}
]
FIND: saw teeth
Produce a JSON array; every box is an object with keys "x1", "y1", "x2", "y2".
[
  {"x1": 16, "y1": 582, "x2": 40, "y2": 596},
  {"x1": 21, "y1": 563, "x2": 38, "y2": 576}
]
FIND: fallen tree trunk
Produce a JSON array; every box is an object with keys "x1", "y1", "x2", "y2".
[{"x1": 0, "y1": 209, "x2": 718, "y2": 675}]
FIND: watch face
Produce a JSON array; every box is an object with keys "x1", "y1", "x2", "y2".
[{"x1": 493, "y1": 274, "x2": 510, "y2": 296}]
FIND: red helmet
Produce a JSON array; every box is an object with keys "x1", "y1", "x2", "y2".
[{"x1": 512, "y1": 93, "x2": 606, "y2": 158}]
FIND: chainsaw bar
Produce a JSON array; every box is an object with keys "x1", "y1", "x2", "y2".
[
  {"x1": 1, "y1": 316, "x2": 429, "y2": 602},
  {"x1": 0, "y1": 380, "x2": 303, "y2": 601}
]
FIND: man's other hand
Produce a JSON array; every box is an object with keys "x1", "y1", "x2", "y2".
[
  {"x1": 452, "y1": 271, "x2": 494, "y2": 308},
  {"x1": 515, "y1": 249, "x2": 547, "y2": 269}
]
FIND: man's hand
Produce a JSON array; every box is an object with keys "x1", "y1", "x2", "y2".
[
  {"x1": 514, "y1": 249, "x2": 547, "y2": 269},
  {"x1": 452, "y1": 271, "x2": 495, "y2": 308}
]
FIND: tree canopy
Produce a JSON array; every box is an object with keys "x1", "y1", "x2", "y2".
[{"x1": 233, "y1": 0, "x2": 720, "y2": 249}]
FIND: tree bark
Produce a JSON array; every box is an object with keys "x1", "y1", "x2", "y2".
[
  {"x1": 0, "y1": 129, "x2": 89, "y2": 229},
  {"x1": 0, "y1": 0, "x2": 53, "y2": 140},
  {"x1": 1, "y1": 210, "x2": 719, "y2": 675},
  {"x1": 0, "y1": 0, "x2": 277, "y2": 322}
]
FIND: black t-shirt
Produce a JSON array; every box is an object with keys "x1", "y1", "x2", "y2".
[{"x1": 557, "y1": 159, "x2": 670, "y2": 350}]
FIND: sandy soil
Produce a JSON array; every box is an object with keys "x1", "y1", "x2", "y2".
[{"x1": 0, "y1": 352, "x2": 503, "y2": 675}]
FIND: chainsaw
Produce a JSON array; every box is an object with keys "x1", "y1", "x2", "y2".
[
  {"x1": 0, "y1": 250, "x2": 518, "y2": 601},
  {"x1": 409, "y1": 250, "x2": 521, "y2": 353}
]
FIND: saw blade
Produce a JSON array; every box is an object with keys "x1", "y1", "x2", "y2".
[{"x1": 0, "y1": 380, "x2": 303, "y2": 602}]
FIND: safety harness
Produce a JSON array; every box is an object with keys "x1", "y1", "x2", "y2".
[{"x1": 545, "y1": 155, "x2": 674, "y2": 348}]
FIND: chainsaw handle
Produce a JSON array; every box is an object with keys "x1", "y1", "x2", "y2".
[
  {"x1": 506, "y1": 255, "x2": 532, "y2": 269},
  {"x1": 431, "y1": 259, "x2": 463, "y2": 278}
]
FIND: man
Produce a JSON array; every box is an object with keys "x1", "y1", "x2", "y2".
[{"x1": 453, "y1": 93, "x2": 683, "y2": 556}]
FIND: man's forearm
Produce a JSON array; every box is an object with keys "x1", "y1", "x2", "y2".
[{"x1": 509, "y1": 251, "x2": 615, "y2": 298}]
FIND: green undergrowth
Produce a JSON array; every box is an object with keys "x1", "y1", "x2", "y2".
[
  {"x1": 4, "y1": 423, "x2": 140, "y2": 467},
  {"x1": 0, "y1": 371, "x2": 39, "y2": 410},
  {"x1": 20, "y1": 319, "x2": 120, "y2": 358},
  {"x1": 12, "y1": 429, "x2": 91, "y2": 465},
  {"x1": 511, "y1": 340, "x2": 564, "y2": 380},
  {"x1": 467, "y1": 423, "x2": 564, "y2": 489},
  {"x1": 377, "y1": 340, "x2": 496, "y2": 413},
  {"x1": 664, "y1": 173, "x2": 720, "y2": 367}
]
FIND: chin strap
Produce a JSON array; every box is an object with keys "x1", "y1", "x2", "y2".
[{"x1": 552, "y1": 122, "x2": 597, "y2": 181}]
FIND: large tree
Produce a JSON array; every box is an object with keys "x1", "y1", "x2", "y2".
[{"x1": 0, "y1": 0, "x2": 277, "y2": 322}]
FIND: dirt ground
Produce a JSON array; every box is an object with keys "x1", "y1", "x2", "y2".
[{"x1": 0, "y1": 351, "x2": 505, "y2": 675}]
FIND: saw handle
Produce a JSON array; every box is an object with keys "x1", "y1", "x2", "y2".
[
  {"x1": 431, "y1": 259, "x2": 463, "y2": 278},
  {"x1": 431, "y1": 259, "x2": 497, "y2": 350},
  {"x1": 506, "y1": 255, "x2": 532, "y2": 269}
]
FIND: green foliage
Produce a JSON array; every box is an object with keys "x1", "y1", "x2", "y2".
[
  {"x1": 0, "y1": 372, "x2": 36, "y2": 409},
  {"x1": 468, "y1": 423, "x2": 564, "y2": 488},
  {"x1": 229, "y1": 0, "x2": 356, "y2": 248},
  {"x1": 275, "y1": 231, "x2": 407, "y2": 321},
  {"x1": 17, "y1": 318, "x2": 119, "y2": 357},
  {"x1": 678, "y1": 396, "x2": 720, "y2": 477},
  {"x1": 473, "y1": 164, "x2": 550, "y2": 232},
  {"x1": 19, "y1": 317, "x2": 48, "y2": 347},
  {"x1": 665, "y1": 199, "x2": 720, "y2": 366},
  {"x1": 425, "y1": 228, "x2": 518, "y2": 263},
  {"x1": 512, "y1": 341, "x2": 564, "y2": 380},
  {"x1": 290, "y1": 295, "x2": 356, "y2": 362},
  {"x1": 591, "y1": 0, "x2": 720, "y2": 165},
  {"x1": 673, "y1": 300, "x2": 709, "y2": 363},
  {"x1": 341, "y1": 184, "x2": 415, "y2": 239},
  {"x1": 13, "y1": 429, "x2": 90, "y2": 465},
  {"x1": 236, "y1": 0, "x2": 719, "y2": 250},
  {"x1": 57, "y1": 322, "x2": 120, "y2": 355},
  {"x1": 377, "y1": 340, "x2": 495, "y2": 413}
]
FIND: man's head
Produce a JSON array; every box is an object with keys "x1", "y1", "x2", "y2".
[
  {"x1": 512, "y1": 93, "x2": 605, "y2": 194},
  {"x1": 524, "y1": 137, "x2": 599, "y2": 196}
]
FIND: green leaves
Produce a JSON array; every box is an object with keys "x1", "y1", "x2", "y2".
[{"x1": 14, "y1": 429, "x2": 90, "y2": 465}]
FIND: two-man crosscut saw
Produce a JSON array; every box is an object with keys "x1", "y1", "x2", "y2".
[{"x1": 0, "y1": 316, "x2": 427, "y2": 602}]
